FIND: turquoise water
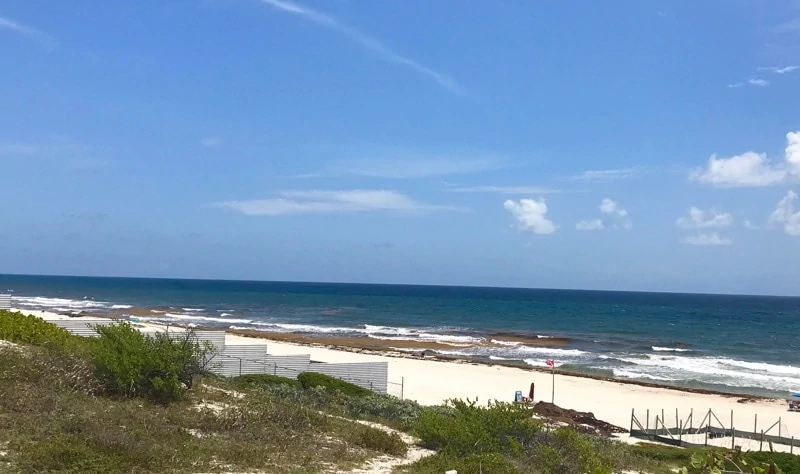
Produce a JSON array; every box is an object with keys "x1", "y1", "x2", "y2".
[{"x1": 2, "y1": 274, "x2": 799, "y2": 397}]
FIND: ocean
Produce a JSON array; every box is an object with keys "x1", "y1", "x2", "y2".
[{"x1": 2, "y1": 274, "x2": 799, "y2": 398}]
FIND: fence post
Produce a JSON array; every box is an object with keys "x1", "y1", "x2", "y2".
[
  {"x1": 779, "y1": 417, "x2": 781, "y2": 437},
  {"x1": 273, "y1": 363, "x2": 277, "y2": 376},
  {"x1": 675, "y1": 408, "x2": 678, "y2": 431},
  {"x1": 754, "y1": 414, "x2": 758, "y2": 436},
  {"x1": 679, "y1": 419, "x2": 683, "y2": 443},
  {"x1": 401, "y1": 377, "x2": 404, "y2": 400},
  {"x1": 732, "y1": 428, "x2": 735, "y2": 450},
  {"x1": 239, "y1": 358, "x2": 242, "y2": 376},
  {"x1": 646, "y1": 409, "x2": 650, "y2": 432},
  {"x1": 791, "y1": 436, "x2": 794, "y2": 454},
  {"x1": 760, "y1": 430, "x2": 764, "y2": 451},
  {"x1": 630, "y1": 409, "x2": 634, "y2": 433},
  {"x1": 731, "y1": 410, "x2": 734, "y2": 437}
]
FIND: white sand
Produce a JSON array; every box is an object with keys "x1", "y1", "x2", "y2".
[{"x1": 15, "y1": 308, "x2": 800, "y2": 450}]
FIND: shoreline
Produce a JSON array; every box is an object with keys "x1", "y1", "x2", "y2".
[
  {"x1": 44, "y1": 309, "x2": 776, "y2": 401},
  {"x1": 222, "y1": 327, "x2": 770, "y2": 402},
  {"x1": 13, "y1": 308, "x2": 800, "y2": 453}
]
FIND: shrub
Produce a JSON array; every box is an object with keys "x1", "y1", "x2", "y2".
[
  {"x1": 747, "y1": 452, "x2": 800, "y2": 474},
  {"x1": 297, "y1": 372, "x2": 373, "y2": 397},
  {"x1": 413, "y1": 399, "x2": 541, "y2": 456},
  {"x1": 339, "y1": 422, "x2": 408, "y2": 457},
  {"x1": 231, "y1": 374, "x2": 301, "y2": 389},
  {"x1": 0, "y1": 310, "x2": 82, "y2": 351},
  {"x1": 91, "y1": 323, "x2": 209, "y2": 403},
  {"x1": 401, "y1": 452, "x2": 519, "y2": 474},
  {"x1": 338, "y1": 393, "x2": 424, "y2": 431}
]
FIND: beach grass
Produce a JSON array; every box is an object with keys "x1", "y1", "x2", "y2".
[{"x1": 1, "y1": 309, "x2": 798, "y2": 473}]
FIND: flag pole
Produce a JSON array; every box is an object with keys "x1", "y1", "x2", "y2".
[{"x1": 551, "y1": 363, "x2": 555, "y2": 404}]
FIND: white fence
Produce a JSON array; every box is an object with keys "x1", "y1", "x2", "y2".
[
  {"x1": 48, "y1": 318, "x2": 116, "y2": 337},
  {"x1": 308, "y1": 362, "x2": 389, "y2": 392},
  {"x1": 0, "y1": 294, "x2": 11, "y2": 310},
  {"x1": 25, "y1": 317, "x2": 393, "y2": 394}
]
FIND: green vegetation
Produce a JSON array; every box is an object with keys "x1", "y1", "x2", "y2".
[
  {"x1": 298, "y1": 371, "x2": 374, "y2": 397},
  {"x1": 1, "y1": 309, "x2": 799, "y2": 473},
  {"x1": 231, "y1": 373, "x2": 302, "y2": 389}
]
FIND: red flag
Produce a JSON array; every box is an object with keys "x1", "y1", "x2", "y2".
[{"x1": 545, "y1": 359, "x2": 555, "y2": 367}]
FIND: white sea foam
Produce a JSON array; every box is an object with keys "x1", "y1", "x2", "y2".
[
  {"x1": 219, "y1": 313, "x2": 234, "y2": 317},
  {"x1": 363, "y1": 324, "x2": 417, "y2": 336},
  {"x1": 616, "y1": 354, "x2": 800, "y2": 392},
  {"x1": 613, "y1": 368, "x2": 677, "y2": 382},
  {"x1": 523, "y1": 359, "x2": 557, "y2": 368},
  {"x1": 517, "y1": 347, "x2": 587, "y2": 356},
  {"x1": 158, "y1": 313, "x2": 253, "y2": 324},
  {"x1": 652, "y1": 346, "x2": 690, "y2": 352},
  {"x1": 489, "y1": 355, "x2": 512, "y2": 361},
  {"x1": 14, "y1": 296, "x2": 108, "y2": 309},
  {"x1": 182, "y1": 308, "x2": 205, "y2": 312},
  {"x1": 111, "y1": 304, "x2": 133, "y2": 309},
  {"x1": 490, "y1": 339, "x2": 523, "y2": 347},
  {"x1": 251, "y1": 322, "x2": 356, "y2": 334}
]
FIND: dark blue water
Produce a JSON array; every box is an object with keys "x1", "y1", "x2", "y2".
[{"x1": 2, "y1": 274, "x2": 799, "y2": 397}]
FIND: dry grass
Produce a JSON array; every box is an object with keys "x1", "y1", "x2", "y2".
[{"x1": 0, "y1": 346, "x2": 407, "y2": 473}]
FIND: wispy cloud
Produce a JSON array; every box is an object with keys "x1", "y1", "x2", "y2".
[
  {"x1": 680, "y1": 233, "x2": 733, "y2": 246},
  {"x1": 774, "y1": 17, "x2": 800, "y2": 34},
  {"x1": 217, "y1": 189, "x2": 465, "y2": 216},
  {"x1": 758, "y1": 65, "x2": 799, "y2": 74},
  {"x1": 567, "y1": 167, "x2": 642, "y2": 183},
  {"x1": 259, "y1": 0, "x2": 462, "y2": 94},
  {"x1": 200, "y1": 137, "x2": 222, "y2": 148},
  {"x1": 748, "y1": 78, "x2": 770, "y2": 87},
  {"x1": 727, "y1": 82, "x2": 744, "y2": 89},
  {"x1": 445, "y1": 185, "x2": 561, "y2": 195},
  {"x1": 676, "y1": 207, "x2": 733, "y2": 229},
  {"x1": 769, "y1": 190, "x2": 800, "y2": 236},
  {"x1": 346, "y1": 156, "x2": 502, "y2": 179},
  {"x1": 0, "y1": 14, "x2": 57, "y2": 49}
]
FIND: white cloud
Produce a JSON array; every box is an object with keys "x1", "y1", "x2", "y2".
[
  {"x1": 600, "y1": 198, "x2": 628, "y2": 217},
  {"x1": 691, "y1": 131, "x2": 800, "y2": 187},
  {"x1": 348, "y1": 157, "x2": 500, "y2": 179},
  {"x1": 200, "y1": 137, "x2": 221, "y2": 147},
  {"x1": 680, "y1": 233, "x2": 733, "y2": 246},
  {"x1": 503, "y1": 199, "x2": 557, "y2": 235},
  {"x1": 727, "y1": 83, "x2": 744, "y2": 88},
  {"x1": 768, "y1": 191, "x2": 800, "y2": 236},
  {"x1": 576, "y1": 219, "x2": 604, "y2": 231},
  {"x1": 568, "y1": 167, "x2": 642, "y2": 182},
  {"x1": 676, "y1": 207, "x2": 733, "y2": 229},
  {"x1": 259, "y1": 0, "x2": 462, "y2": 94},
  {"x1": 0, "y1": 15, "x2": 57, "y2": 49},
  {"x1": 758, "y1": 65, "x2": 799, "y2": 74},
  {"x1": 747, "y1": 78, "x2": 770, "y2": 87},
  {"x1": 218, "y1": 189, "x2": 463, "y2": 216},
  {"x1": 447, "y1": 185, "x2": 561, "y2": 195}
]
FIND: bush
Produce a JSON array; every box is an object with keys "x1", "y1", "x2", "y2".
[
  {"x1": 401, "y1": 452, "x2": 519, "y2": 474},
  {"x1": 231, "y1": 374, "x2": 301, "y2": 389},
  {"x1": 297, "y1": 372, "x2": 373, "y2": 397},
  {"x1": 338, "y1": 393, "x2": 424, "y2": 431},
  {"x1": 413, "y1": 399, "x2": 541, "y2": 456},
  {"x1": 0, "y1": 310, "x2": 82, "y2": 351},
  {"x1": 91, "y1": 323, "x2": 209, "y2": 404},
  {"x1": 748, "y1": 452, "x2": 800, "y2": 474},
  {"x1": 339, "y1": 422, "x2": 408, "y2": 457}
]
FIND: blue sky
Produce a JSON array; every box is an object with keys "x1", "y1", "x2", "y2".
[{"x1": 1, "y1": 0, "x2": 800, "y2": 295}]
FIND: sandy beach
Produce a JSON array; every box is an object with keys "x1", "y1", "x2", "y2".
[{"x1": 18, "y1": 308, "x2": 800, "y2": 453}]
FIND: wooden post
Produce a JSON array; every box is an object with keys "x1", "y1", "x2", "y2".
[
  {"x1": 754, "y1": 414, "x2": 757, "y2": 435},
  {"x1": 631, "y1": 409, "x2": 634, "y2": 433},
  {"x1": 779, "y1": 417, "x2": 781, "y2": 437},
  {"x1": 732, "y1": 428, "x2": 735, "y2": 450},
  {"x1": 791, "y1": 436, "x2": 794, "y2": 454},
  {"x1": 675, "y1": 408, "x2": 679, "y2": 431},
  {"x1": 662, "y1": 409, "x2": 665, "y2": 434},
  {"x1": 705, "y1": 424, "x2": 709, "y2": 446},
  {"x1": 646, "y1": 409, "x2": 650, "y2": 432},
  {"x1": 760, "y1": 430, "x2": 764, "y2": 451},
  {"x1": 731, "y1": 410, "x2": 734, "y2": 436},
  {"x1": 679, "y1": 419, "x2": 683, "y2": 443}
]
